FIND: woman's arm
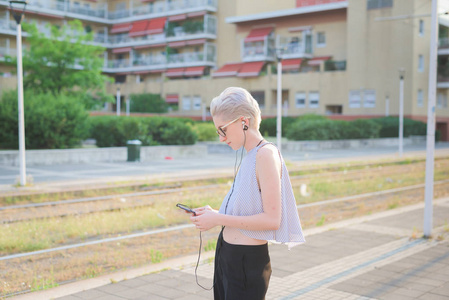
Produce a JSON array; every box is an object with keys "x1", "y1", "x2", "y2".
[{"x1": 191, "y1": 145, "x2": 282, "y2": 232}]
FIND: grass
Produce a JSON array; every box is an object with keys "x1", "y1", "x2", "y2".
[
  {"x1": 316, "y1": 215, "x2": 326, "y2": 227},
  {"x1": 204, "y1": 239, "x2": 216, "y2": 252}
]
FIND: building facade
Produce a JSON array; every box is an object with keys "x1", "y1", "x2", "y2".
[{"x1": 1, "y1": 0, "x2": 448, "y2": 140}]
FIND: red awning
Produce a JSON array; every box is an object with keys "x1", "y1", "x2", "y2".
[
  {"x1": 166, "y1": 94, "x2": 179, "y2": 103},
  {"x1": 129, "y1": 20, "x2": 150, "y2": 37},
  {"x1": 212, "y1": 63, "x2": 243, "y2": 77},
  {"x1": 184, "y1": 66, "x2": 205, "y2": 76},
  {"x1": 244, "y1": 27, "x2": 273, "y2": 43},
  {"x1": 134, "y1": 43, "x2": 166, "y2": 49},
  {"x1": 186, "y1": 39, "x2": 206, "y2": 45},
  {"x1": 237, "y1": 62, "x2": 265, "y2": 77},
  {"x1": 112, "y1": 47, "x2": 132, "y2": 54},
  {"x1": 168, "y1": 14, "x2": 187, "y2": 21},
  {"x1": 187, "y1": 10, "x2": 206, "y2": 18},
  {"x1": 166, "y1": 68, "x2": 185, "y2": 77},
  {"x1": 147, "y1": 17, "x2": 167, "y2": 34},
  {"x1": 308, "y1": 56, "x2": 332, "y2": 65},
  {"x1": 168, "y1": 41, "x2": 186, "y2": 48},
  {"x1": 110, "y1": 23, "x2": 132, "y2": 34},
  {"x1": 281, "y1": 58, "x2": 302, "y2": 71}
]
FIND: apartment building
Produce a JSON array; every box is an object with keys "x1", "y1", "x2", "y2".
[{"x1": 0, "y1": 0, "x2": 448, "y2": 140}]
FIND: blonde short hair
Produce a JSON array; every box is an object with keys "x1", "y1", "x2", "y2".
[{"x1": 210, "y1": 87, "x2": 261, "y2": 129}]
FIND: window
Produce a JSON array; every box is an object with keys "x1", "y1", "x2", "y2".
[
  {"x1": 419, "y1": 20, "x2": 424, "y2": 36},
  {"x1": 193, "y1": 96, "x2": 202, "y2": 110},
  {"x1": 363, "y1": 90, "x2": 376, "y2": 108},
  {"x1": 367, "y1": 0, "x2": 393, "y2": 10},
  {"x1": 418, "y1": 55, "x2": 424, "y2": 72},
  {"x1": 417, "y1": 89, "x2": 424, "y2": 107},
  {"x1": 251, "y1": 91, "x2": 265, "y2": 108},
  {"x1": 295, "y1": 92, "x2": 306, "y2": 108},
  {"x1": 182, "y1": 96, "x2": 191, "y2": 110},
  {"x1": 309, "y1": 92, "x2": 319, "y2": 108},
  {"x1": 316, "y1": 32, "x2": 326, "y2": 47},
  {"x1": 349, "y1": 90, "x2": 361, "y2": 108}
]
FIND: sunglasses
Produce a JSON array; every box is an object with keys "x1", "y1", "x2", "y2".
[{"x1": 216, "y1": 117, "x2": 250, "y2": 137}]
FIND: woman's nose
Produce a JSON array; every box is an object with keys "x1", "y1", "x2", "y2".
[{"x1": 219, "y1": 135, "x2": 227, "y2": 142}]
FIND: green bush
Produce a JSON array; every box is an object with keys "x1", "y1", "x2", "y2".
[
  {"x1": 286, "y1": 119, "x2": 341, "y2": 140},
  {"x1": 286, "y1": 118, "x2": 381, "y2": 141},
  {"x1": 88, "y1": 116, "x2": 197, "y2": 147},
  {"x1": 371, "y1": 117, "x2": 427, "y2": 138},
  {"x1": 0, "y1": 90, "x2": 88, "y2": 149},
  {"x1": 259, "y1": 116, "x2": 298, "y2": 137},
  {"x1": 129, "y1": 93, "x2": 168, "y2": 113},
  {"x1": 191, "y1": 122, "x2": 218, "y2": 142}
]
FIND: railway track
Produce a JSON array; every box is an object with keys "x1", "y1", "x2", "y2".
[{"x1": 2, "y1": 178, "x2": 448, "y2": 262}]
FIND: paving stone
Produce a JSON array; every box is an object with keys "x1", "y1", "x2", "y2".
[
  {"x1": 430, "y1": 283, "x2": 449, "y2": 297},
  {"x1": 96, "y1": 283, "x2": 129, "y2": 294},
  {"x1": 418, "y1": 293, "x2": 449, "y2": 300},
  {"x1": 113, "y1": 288, "x2": 148, "y2": 299},
  {"x1": 116, "y1": 278, "x2": 149, "y2": 288},
  {"x1": 71, "y1": 289, "x2": 109, "y2": 299},
  {"x1": 54, "y1": 296, "x2": 82, "y2": 300}
]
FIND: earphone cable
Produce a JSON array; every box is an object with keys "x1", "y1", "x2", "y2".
[{"x1": 194, "y1": 127, "x2": 247, "y2": 290}]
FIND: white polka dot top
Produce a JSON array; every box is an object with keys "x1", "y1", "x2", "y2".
[{"x1": 219, "y1": 143, "x2": 305, "y2": 249}]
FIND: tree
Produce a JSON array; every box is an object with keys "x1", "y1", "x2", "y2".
[{"x1": 17, "y1": 20, "x2": 112, "y2": 109}]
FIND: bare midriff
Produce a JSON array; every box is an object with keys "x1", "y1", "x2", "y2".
[{"x1": 223, "y1": 226, "x2": 267, "y2": 245}]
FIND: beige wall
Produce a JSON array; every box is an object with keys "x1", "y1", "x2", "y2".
[{"x1": 235, "y1": 0, "x2": 295, "y2": 17}]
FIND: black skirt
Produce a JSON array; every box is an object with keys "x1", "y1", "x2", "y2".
[{"x1": 213, "y1": 230, "x2": 272, "y2": 300}]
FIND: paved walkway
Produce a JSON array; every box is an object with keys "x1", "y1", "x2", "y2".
[{"x1": 11, "y1": 197, "x2": 449, "y2": 300}]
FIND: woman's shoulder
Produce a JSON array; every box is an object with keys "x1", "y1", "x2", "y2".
[{"x1": 256, "y1": 143, "x2": 280, "y2": 162}]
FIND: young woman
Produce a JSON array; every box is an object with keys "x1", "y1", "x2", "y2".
[{"x1": 190, "y1": 87, "x2": 305, "y2": 300}]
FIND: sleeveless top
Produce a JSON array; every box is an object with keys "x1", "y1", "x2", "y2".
[{"x1": 218, "y1": 143, "x2": 305, "y2": 249}]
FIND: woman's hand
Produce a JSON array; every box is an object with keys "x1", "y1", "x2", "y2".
[{"x1": 190, "y1": 205, "x2": 218, "y2": 231}]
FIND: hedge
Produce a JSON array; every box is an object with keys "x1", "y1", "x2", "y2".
[
  {"x1": 260, "y1": 114, "x2": 326, "y2": 137},
  {"x1": 88, "y1": 116, "x2": 197, "y2": 147},
  {"x1": 0, "y1": 90, "x2": 88, "y2": 149}
]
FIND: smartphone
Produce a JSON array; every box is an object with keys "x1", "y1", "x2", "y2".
[{"x1": 176, "y1": 203, "x2": 196, "y2": 215}]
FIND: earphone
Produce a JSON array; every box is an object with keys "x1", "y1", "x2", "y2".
[{"x1": 242, "y1": 121, "x2": 248, "y2": 131}]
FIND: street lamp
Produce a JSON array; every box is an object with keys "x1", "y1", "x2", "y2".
[
  {"x1": 275, "y1": 47, "x2": 285, "y2": 153},
  {"x1": 423, "y1": 0, "x2": 439, "y2": 238},
  {"x1": 10, "y1": 0, "x2": 27, "y2": 186},
  {"x1": 116, "y1": 85, "x2": 121, "y2": 116},
  {"x1": 398, "y1": 68, "x2": 405, "y2": 157}
]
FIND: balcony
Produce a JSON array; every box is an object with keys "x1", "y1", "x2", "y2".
[
  {"x1": 242, "y1": 38, "x2": 276, "y2": 62},
  {"x1": 439, "y1": 37, "x2": 449, "y2": 55},
  {"x1": 104, "y1": 42, "x2": 216, "y2": 72},
  {"x1": 277, "y1": 36, "x2": 313, "y2": 59},
  {"x1": 0, "y1": 17, "x2": 15, "y2": 33},
  {"x1": 0, "y1": 0, "x2": 216, "y2": 22},
  {"x1": 107, "y1": 15, "x2": 216, "y2": 49},
  {"x1": 0, "y1": 46, "x2": 16, "y2": 61},
  {"x1": 109, "y1": 0, "x2": 217, "y2": 20}
]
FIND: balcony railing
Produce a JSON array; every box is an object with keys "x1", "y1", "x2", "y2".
[
  {"x1": 0, "y1": 18, "x2": 15, "y2": 32},
  {"x1": 108, "y1": 0, "x2": 217, "y2": 20},
  {"x1": 241, "y1": 34, "x2": 276, "y2": 62},
  {"x1": 104, "y1": 42, "x2": 215, "y2": 71},
  {"x1": 0, "y1": 46, "x2": 16, "y2": 58},
  {"x1": 0, "y1": 0, "x2": 216, "y2": 20},
  {"x1": 278, "y1": 36, "x2": 313, "y2": 59}
]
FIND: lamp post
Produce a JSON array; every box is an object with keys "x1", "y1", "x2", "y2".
[
  {"x1": 275, "y1": 47, "x2": 285, "y2": 153},
  {"x1": 116, "y1": 86, "x2": 121, "y2": 116},
  {"x1": 398, "y1": 68, "x2": 405, "y2": 157},
  {"x1": 423, "y1": 0, "x2": 439, "y2": 238},
  {"x1": 10, "y1": 0, "x2": 27, "y2": 186}
]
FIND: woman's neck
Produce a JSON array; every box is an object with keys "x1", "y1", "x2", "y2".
[{"x1": 244, "y1": 131, "x2": 265, "y2": 152}]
